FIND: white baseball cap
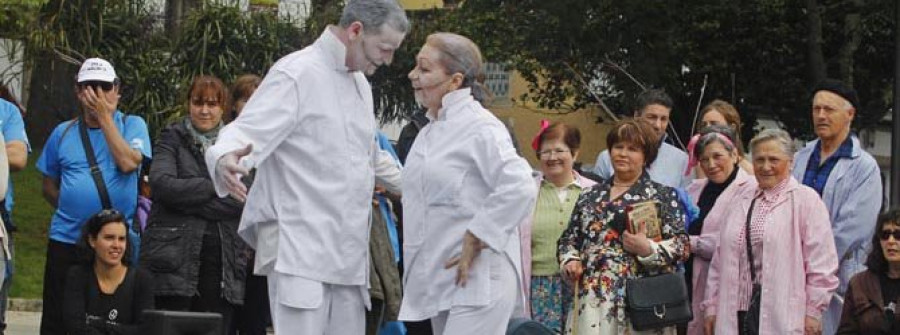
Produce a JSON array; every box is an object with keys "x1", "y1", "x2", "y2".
[{"x1": 77, "y1": 58, "x2": 117, "y2": 83}]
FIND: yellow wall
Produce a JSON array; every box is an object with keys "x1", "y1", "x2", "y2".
[
  {"x1": 399, "y1": 0, "x2": 444, "y2": 10},
  {"x1": 489, "y1": 72, "x2": 612, "y2": 169}
]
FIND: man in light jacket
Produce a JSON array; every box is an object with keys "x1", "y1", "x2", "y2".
[
  {"x1": 593, "y1": 88, "x2": 688, "y2": 188},
  {"x1": 205, "y1": 1, "x2": 407, "y2": 334},
  {"x1": 792, "y1": 79, "x2": 883, "y2": 335}
]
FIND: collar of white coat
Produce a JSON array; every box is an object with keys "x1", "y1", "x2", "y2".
[
  {"x1": 427, "y1": 88, "x2": 473, "y2": 122},
  {"x1": 319, "y1": 26, "x2": 350, "y2": 72}
]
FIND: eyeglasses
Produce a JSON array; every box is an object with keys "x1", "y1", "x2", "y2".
[
  {"x1": 880, "y1": 230, "x2": 900, "y2": 241},
  {"x1": 538, "y1": 148, "x2": 571, "y2": 158},
  {"x1": 79, "y1": 81, "x2": 115, "y2": 92}
]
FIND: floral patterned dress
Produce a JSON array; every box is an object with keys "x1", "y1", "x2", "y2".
[{"x1": 558, "y1": 172, "x2": 689, "y2": 335}]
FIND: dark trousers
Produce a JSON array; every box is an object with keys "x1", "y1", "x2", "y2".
[
  {"x1": 40, "y1": 240, "x2": 78, "y2": 335},
  {"x1": 157, "y1": 230, "x2": 235, "y2": 335},
  {"x1": 234, "y1": 259, "x2": 269, "y2": 335}
]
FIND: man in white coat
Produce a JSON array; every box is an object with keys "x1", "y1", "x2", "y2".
[
  {"x1": 205, "y1": 1, "x2": 408, "y2": 334},
  {"x1": 792, "y1": 79, "x2": 882, "y2": 335}
]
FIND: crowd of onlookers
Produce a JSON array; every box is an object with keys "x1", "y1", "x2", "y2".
[{"x1": 0, "y1": 0, "x2": 895, "y2": 334}]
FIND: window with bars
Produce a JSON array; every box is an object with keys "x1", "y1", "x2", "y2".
[{"x1": 484, "y1": 62, "x2": 509, "y2": 99}]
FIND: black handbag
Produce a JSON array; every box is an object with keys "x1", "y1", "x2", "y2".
[
  {"x1": 625, "y1": 271, "x2": 693, "y2": 331},
  {"x1": 738, "y1": 198, "x2": 761, "y2": 335}
]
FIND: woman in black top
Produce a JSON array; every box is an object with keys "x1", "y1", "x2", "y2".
[
  {"x1": 838, "y1": 209, "x2": 900, "y2": 334},
  {"x1": 64, "y1": 209, "x2": 154, "y2": 334}
]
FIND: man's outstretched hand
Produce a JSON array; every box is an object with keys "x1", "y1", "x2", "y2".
[{"x1": 216, "y1": 144, "x2": 253, "y2": 202}]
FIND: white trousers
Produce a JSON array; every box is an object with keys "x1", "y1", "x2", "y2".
[
  {"x1": 267, "y1": 272, "x2": 366, "y2": 335},
  {"x1": 430, "y1": 253, "x2": 518, "y2": 335}
]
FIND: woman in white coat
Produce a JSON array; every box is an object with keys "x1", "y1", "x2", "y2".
[{"x1": 399, "y1": 32, "x2": 537, "y2": 335}]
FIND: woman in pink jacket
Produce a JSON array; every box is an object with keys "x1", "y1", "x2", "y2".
[
  {"x1": 519, "y1": 121, "x2": 596, "y2": 333},
  {"x1": 684, "y1": 125, "x2": 755, "y2": 335},
  {"x1": 703, "y1": 129, "x2": 839, "y2": 334}
]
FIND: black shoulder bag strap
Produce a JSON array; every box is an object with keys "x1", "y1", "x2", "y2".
[
  {"x1": 79, "y1": 117, "x2": 112, "y2": 209},
  {"x1": 744, "y1": 197, "x2": 758, "y2": 285}
]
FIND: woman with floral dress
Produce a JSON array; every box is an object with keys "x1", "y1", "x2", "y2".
[{"x1": 558, "y1": 118, "x2": 689, "y2": 335}]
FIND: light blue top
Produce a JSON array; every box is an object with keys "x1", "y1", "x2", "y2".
[
  {"x1": 0, "y1": 99, "x2": 30, "y2": 213},
  {"x1": 375, "y1": 131, "x2": 401, "y2": 263},
  {"x1": 36, "y1": 111, "x2": 152, "y2": 244},
  {"x1": 792, "y1": 135, "x2": 882, "y2": 334},
  {"x1": 592, "y1": 140, "x2": 689, "y2": 188},
  {"x1": 793, "y1": 136, "x2": 881, "y2": 263}
]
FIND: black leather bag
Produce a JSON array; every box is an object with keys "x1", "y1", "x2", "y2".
[
  {"x1": 738, "y1": 283, "x2": 762, "y2": 335},
  {"x1": 738, "y1": 198, "x2": 761, "y2": 335},
  {"x1": 625, "y1": 272, "x2": 693, "y2": 331}
]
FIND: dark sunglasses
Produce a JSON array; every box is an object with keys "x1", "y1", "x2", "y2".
[
  {"x1": 79, "y1": 81, "x2": 115, "y2": 92},
  {"x1": 880, "y1": 230, "x2": 900, "y2": 241}
]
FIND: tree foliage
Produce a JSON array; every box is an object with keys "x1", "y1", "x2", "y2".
[
  {"x1": 449, "y1": 0, "x2": 896, "y2": 143},
  {"x1": 20, "y1": 0, "x2": 305, "y2": 144},
  {"x1": 9, "y1": 0, "x2": 897, "y2": 146}
]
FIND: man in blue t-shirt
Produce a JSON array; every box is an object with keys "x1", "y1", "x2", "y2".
[
  {"x1": 36, "y1": 58, "x2": 151, "y2": 335},
  {"x1": 0, "y1": 96, "x2": 30, "y2": 334}
]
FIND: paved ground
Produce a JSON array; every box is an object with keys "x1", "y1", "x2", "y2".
[{"x1": 6, "y1": 311, "x2": 39, "y2": 335}]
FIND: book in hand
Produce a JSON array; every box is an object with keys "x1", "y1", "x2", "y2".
[{"x1": 626, "y1": 201, "x2": 662, "y2": 242}]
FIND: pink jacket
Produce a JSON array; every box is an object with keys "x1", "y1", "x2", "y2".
[
  {"x1": 685, "y1": 169, "x2": 755, "y2": 335},
  {"x1": 703, "y1": 177, "x2": 839, "y2": 334},
  {"x1": 518, "y1": 172, "x2": 596, "y2": 317}
]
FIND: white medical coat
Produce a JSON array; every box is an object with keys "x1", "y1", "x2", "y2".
[
  {"x1": 206, "y1": 28, "x2": 401, "y2": 288},
  {"x1": 398, "y1": 89, "x2": 536, "y2": 321}
]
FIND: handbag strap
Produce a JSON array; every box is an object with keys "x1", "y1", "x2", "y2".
[
  {"x1": 79, "y1": 117, "x2": 112, "y2": 209},
  {"x1": 744, "y1": 197, "x2": 759, "y2": 284}
]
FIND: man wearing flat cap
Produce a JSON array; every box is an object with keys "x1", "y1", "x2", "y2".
[
  {"x1": 792, "y1": 78, "x2": 882, "y2": 335},
  {"x1": 36, "y1": 57, "x2": 151, "y2": 334}
]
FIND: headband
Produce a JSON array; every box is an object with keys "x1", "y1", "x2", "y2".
[{"x1": 685, "y1": 132, "x2": 736, "y2": 176}]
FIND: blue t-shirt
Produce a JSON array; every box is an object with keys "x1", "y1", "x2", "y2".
[
  {"x1": 0, "y1": 99, "x2": 30, "y2": 213},
  {"x1": 36, "y1": 111, "x2": 152, "y2": 244}
]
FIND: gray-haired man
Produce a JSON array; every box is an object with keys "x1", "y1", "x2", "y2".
[{"x1": 205, "y1": 1, "x2": 408, "y2": 333}]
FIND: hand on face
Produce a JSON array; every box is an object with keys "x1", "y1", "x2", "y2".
[{"x1": 78, "y1": 83, "x2": 119, "y2": 119}]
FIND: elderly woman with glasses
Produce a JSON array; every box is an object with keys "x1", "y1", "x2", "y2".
[
  {"x1": 683, "y1": 125, "x2": 756, "y2": 335},
  {"x1": 140, "y1": 75, "x2": 250, "y2": 334},
  {"x1": 558, "y1": 118, "x2": 689, "y2": 334},
  {"x1": 64, "y1": 209, "x2": 154, "y2": 334},
  {"x1": 518, "y1": 121, "x2": 596, "y2": 333},
  {"x1": 703, "y1": 129, "x2": 838, "y2": 335},
  {"x1": 838, "y1": 209, "x2": 900, "y2": 334}
]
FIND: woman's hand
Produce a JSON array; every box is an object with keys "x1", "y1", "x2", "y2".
[
  {"x1": 704, "y1": 316, "x2": 715, "y2": 335},
  {"x1": 623, "y1": 222, "x2": 654, "y2": 257},
  {"x1": 562, "y1": 260, "x2": 583, "y2": 284},
  {"x1": 804, "y1": 316, "x2": 821, "y2": 335},
  {"x1": 445, "y1": 231, "x2": 485, "y2": 287}
]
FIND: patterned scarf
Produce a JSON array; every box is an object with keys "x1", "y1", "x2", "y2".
[{"x1": 184, "y1": 116, "x2": 222, "y2": 154}]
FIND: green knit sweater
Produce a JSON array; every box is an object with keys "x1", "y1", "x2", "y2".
[{"x1": 531, "y1": 180, "x2": 583, "y2": 276}]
